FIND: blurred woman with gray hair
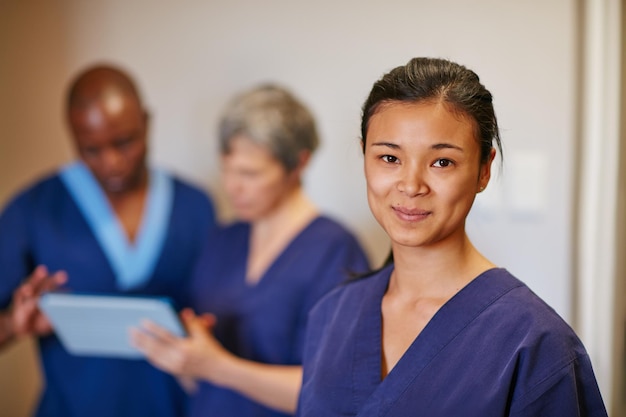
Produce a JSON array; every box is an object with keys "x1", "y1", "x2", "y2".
[{"x1": 132, "y1": 84, "x2": 369, "y2": 417}]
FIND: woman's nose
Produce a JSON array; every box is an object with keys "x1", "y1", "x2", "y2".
[
  {"x1": 222, "y1": 172, "x2": 241, "y2": 195},
  {"x1": 397, "y1": 165, "x2": 428, "y2": 196}
]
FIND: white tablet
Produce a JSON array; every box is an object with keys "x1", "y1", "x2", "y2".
[{"x1": 38, "y1": 292, "x2": 186, "y2": 359}]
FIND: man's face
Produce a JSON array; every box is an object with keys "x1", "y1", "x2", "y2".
[{"x1": 69, "y1": 91, "x2": 148, "y2": 195}]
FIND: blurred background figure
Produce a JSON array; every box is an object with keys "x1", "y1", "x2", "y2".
[
  {"x1": 132, "y1": 84, "x2": 370, "y2": 417},
  {"x1": 0, "y1": 64, "x2": 216, "y2": 417}
]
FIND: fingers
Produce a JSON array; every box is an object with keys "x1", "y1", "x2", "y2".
[
  {"x1": 130, "y1": 325, "x2": 187, "y2": 375},
  {"x1": 15, "y1": 266, "x2": 48, "y2": 300},
  {"x1": 31, "y1": 268, "x2": 67, "y2": 295},
  {"x1": 200, "y1": 313, "x2": 217, "y2": 329},
  {"x1": 10, "y1": 295, "x2": 44, "y2": 337},
  {"x1": 11, "y1": 301, "x2": 37, "y2": 328},
  {"x1": 181, "y1": 309, "x2": 216, "y2": 331},
  {"x1": 13, "y1": 265, "x2": 67, "y2": 316},
  {"x1": 130, "y1": 326, "x2": 170, "y2": 362},
  {"x1": 131, "y1": 320, "x2": 184, "y2": 363},
  {"x1": 31, "y1": 265, "x2": 49, "y2": 279},
  {"x1": 10, "y1": 266, "x2": 67, "y2": 338},
  {"x1": 19, "y1": 266, "x2": 67, "y2": 301},
  {"x1": 140, "y1": 320, "x2": 179, "y2": 345},
  {"x1": 130, "y1": 327, "x2": 156, "y2": 352},
  {"x1": 180, "y1": 310, "x2": 208, "y2": 335},
  {"x1": 133, "y1": 312, "x2": 222, "y2": 381},
  {"x1": 48, "y1": 270, "x2": 68, "y2": 288}
]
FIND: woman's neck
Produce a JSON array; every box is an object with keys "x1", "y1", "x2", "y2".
[
  {"x1": 388, "y1": 234, "x2": 495, "y2": 300},
  {"x1": 246, "y1": 187, "x2": 319, "y2": 283},
  {"x1": 251, "y1": 187, "x2": 317, "y2": 237}
]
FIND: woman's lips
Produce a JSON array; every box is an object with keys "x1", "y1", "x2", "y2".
[{"x1": 393, "y1": 206, "x2": 431, "y2": 222}]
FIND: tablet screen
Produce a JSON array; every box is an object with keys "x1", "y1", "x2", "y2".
[{"x1": 39, "y1": 293, "x2": 186, "y2": 359}]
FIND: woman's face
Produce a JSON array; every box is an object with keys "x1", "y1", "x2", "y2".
[
  {"x1": 221, "y1": 135, "x2": 298, "y2": 222},
  {"x1": 363, "y1": 101, "x2": 494, "y2": 250}
]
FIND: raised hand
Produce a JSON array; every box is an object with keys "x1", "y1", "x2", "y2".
[{"x1": 9, "y1": 265, "x2": 67, "y2": 338}]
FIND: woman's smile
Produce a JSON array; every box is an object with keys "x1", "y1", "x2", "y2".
[{"x1": 392, "y1": 205, "x2": 432, "y2": 222}]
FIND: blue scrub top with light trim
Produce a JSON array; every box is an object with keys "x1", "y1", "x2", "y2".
[{"x1": 0, "y1": 169, "x2": 216, "y2": 417}]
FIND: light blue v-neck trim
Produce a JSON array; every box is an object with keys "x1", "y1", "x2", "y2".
[{"x1": 59, "y1": 161, "x2": 174, "y2": 290}]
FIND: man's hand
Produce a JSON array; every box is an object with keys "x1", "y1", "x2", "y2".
[{"x1": 1, "y1": 265, "x2": 67, "y2": 345}]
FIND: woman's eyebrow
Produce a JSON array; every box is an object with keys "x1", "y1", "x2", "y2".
[
  {"x1": 370, "y1": 142, "x2": 401, "y2": 150},
  {"x1": 370, "y1": 142, "x2": 464, "y2": 151},
  {"x1": 431, "y1": 143, "x2": 463, "y2": 151}
]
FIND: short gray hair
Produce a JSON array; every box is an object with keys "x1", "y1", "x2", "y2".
[{"x1": 218, "y1": 84, "x2": 319, "y2": 171}]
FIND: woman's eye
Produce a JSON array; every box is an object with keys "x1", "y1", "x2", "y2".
[
  {"x1": 381, "y1": 155, "x2": 399, "y2": 164},
  {"x1": 433, "y1": 158, "x2": 453, "y2": 168},
  {"x1": 240, "y1": 170, "x2": 261, "y2": 178}
]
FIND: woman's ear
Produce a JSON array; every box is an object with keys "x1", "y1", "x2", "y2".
[
  {"x1": 295, "y1": 150, "x2": 312, "y2": 172},
  {"x1": 288, "y1": 150, "x2": 312, "y2": 182},
  {"x1": 477, "y1": 147, "x2": 496, "y2": 193}
]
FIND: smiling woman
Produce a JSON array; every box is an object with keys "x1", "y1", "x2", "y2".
[
  {"x1": 296, "y1": 57, "x2": 608, "y2": 417},
  {"x1": 364, "y1": 101, "x2": 495, "y2": 251}
]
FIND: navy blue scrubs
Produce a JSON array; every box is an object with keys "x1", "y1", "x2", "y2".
[
  {"x1": 188, "y1": 216, "x2": 369, "y2": 417},
  {"x1": 298, "y1": 266, "x2": 608, "y2": 417}
]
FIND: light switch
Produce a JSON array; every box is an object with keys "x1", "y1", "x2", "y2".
[{"x1": 506, "y1": 150, "x2": 549, "y2": 215}]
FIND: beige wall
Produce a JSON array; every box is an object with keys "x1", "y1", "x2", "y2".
[
  {"x1": 55, "y1": 0, "x2": 580, "y2": 319},
  {"x1": 0, "y1": 3, "x2": 72, "y2": 416},
  {"x1": 0, "y1": 2, "x2": 72, "y2": 201}
]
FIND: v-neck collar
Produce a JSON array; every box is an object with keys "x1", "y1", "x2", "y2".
[
  {"x1": 60, "y1": 161, "x2": 174, "y2": 290},
  {"x1": 242, "y1": 215, "x2": 324, "y2": 287},
  {"x1": 353, "y1": 267, "x2": 521, "y2": 417}
]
